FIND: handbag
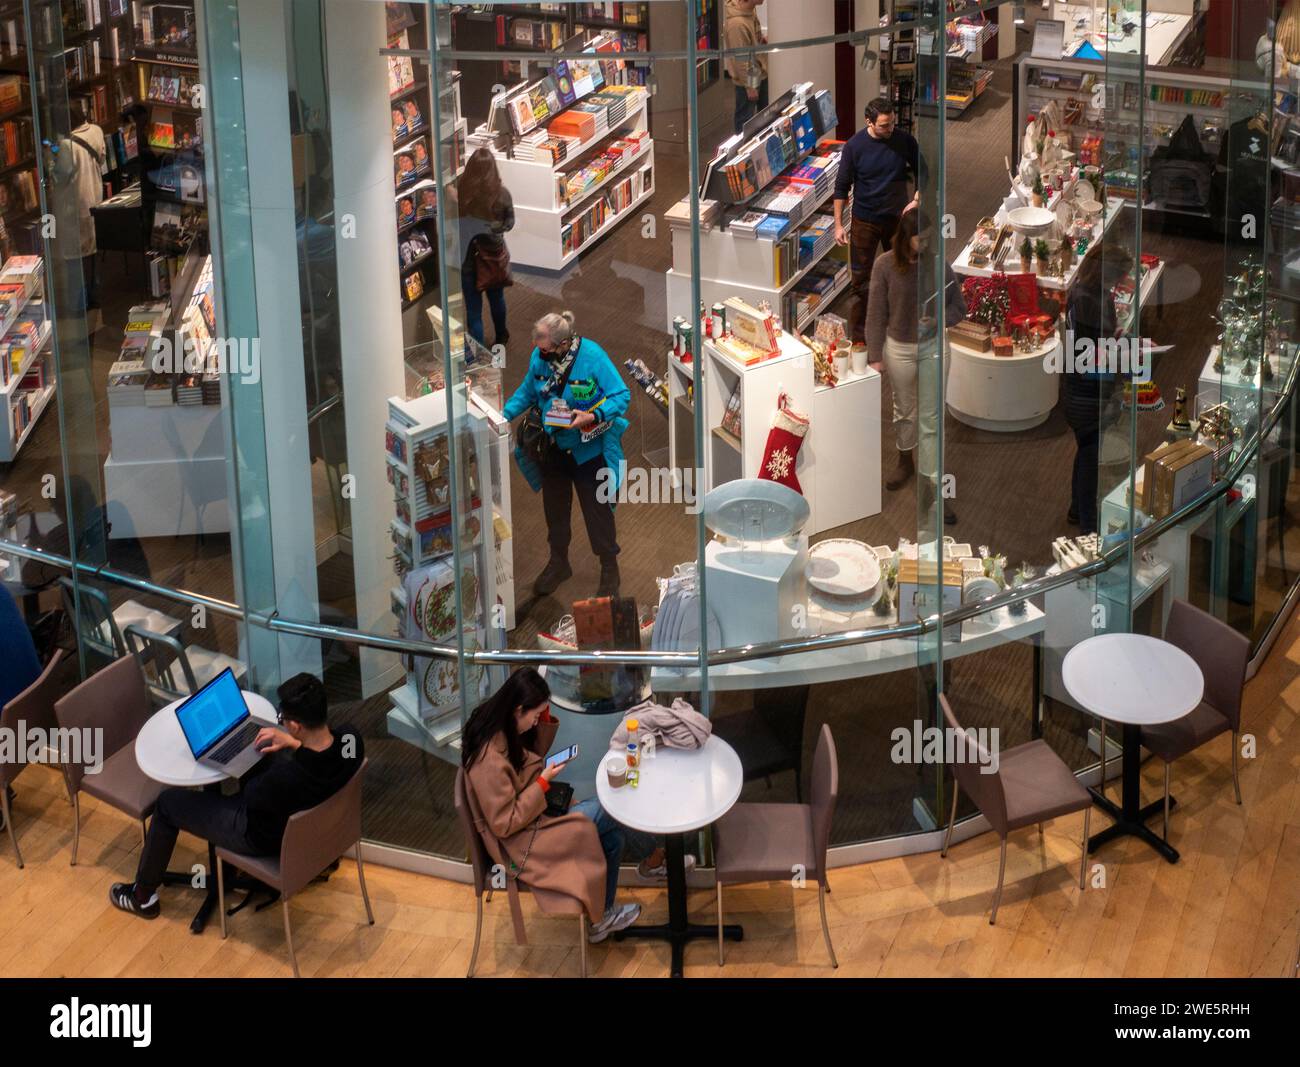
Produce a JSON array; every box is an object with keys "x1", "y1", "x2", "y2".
[
  {"x1": 514, "y1": 348, "x2": 577, "y2": 467},
  {"x1": 473, "y1": 236, "x2": 513, "y2": 291}
]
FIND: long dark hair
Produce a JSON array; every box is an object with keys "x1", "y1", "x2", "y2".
[
  {"x1": 460, "y1": 667, "x2": 551, "y2": 771},
  {"x1": 460, "y1": 147, "x2": 505, "y2": 222},
  {"x1": 893, "y1": 208, "x2": 931, "y2": 273}
]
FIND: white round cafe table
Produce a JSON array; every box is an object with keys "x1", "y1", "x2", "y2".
[
  {"x1": 135, "y1": 691, "x2": 278, "y2": 787},
  {"x1": 1061, "y1": 633, "x2": 1203, "y2": 864},
  {"x1": 133, "y1": 689, "x2": 279, "y2": 935},
  {"x1": 595, "y1": 735, "x2": 743, "y2": 977}
]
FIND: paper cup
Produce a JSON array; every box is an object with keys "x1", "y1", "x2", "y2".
[
  {"x1": 851, "y1": 347, "x2": 868, "y2": 374},
  {"x1": 607, "y1": 756, "x2": 628, "y2": 788},
  {"x1": 833, "y1": 354, "x2": 850, "y2": 377}
]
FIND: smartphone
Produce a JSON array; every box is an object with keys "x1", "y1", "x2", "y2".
[{"x1": 545, "y1": 744, "x2": 578, "y2": 769}]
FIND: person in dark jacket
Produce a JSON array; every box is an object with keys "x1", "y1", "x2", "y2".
[
  {"x1": 109, "y1": 673, "x2": 363, "y2": 919},
  {"x1": 1062, "y1": 246, "x2": 1132, "y2": 533},
  {"x1": 456, "y1": 147, "x2": 515, "y2": 353}
]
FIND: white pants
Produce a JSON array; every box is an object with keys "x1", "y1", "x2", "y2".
[{"x1": 883, "y1": 335, "x2": 949, "y2": 475}]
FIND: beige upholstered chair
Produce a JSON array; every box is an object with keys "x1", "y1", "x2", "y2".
[
  {"x1": 1141, "y1": 599, "x2": 1250, "y2": 840},
  {"x1": 0, "y1": 649, "x2": 67, "y2": 867},
  {"x1": 216, "y1": 757, "x2": 373, "y2": 979},
  {"x1": 454, "y1": 766, "x2": 590, "y2": 978},
  {"x1": 54, "y1": 655, "x2": 164, "y2": 864},
  {"x1": 940, "y1": 694, "x2": 1091, "y2": 925},
  {"x1": 713, "y1": 723, "x2": 839, "y2": 968}
]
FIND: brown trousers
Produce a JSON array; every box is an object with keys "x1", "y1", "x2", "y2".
[{"x1": 848, "y1": 215, "x2": 900, "y2": 344}]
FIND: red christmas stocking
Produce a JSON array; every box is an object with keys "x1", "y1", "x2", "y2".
[{"x1": 758, "y1": 393, "x2": 810, "y2": 494}]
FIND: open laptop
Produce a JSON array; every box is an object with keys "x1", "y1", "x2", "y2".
[{"x1": 174, "y1": 667, "x2": 266, "y2": 776}]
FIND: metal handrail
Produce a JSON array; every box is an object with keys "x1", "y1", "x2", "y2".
[{"x1": 3, "y1": 334, "x2": 1294, "y2": 668}]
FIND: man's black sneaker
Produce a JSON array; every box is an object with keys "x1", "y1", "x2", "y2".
[
  {"x1": 109, "y1": 882, "x2": 159, "y2": 920},
  {"x1": 597, "y1": 559, "x2": 621, "y2": 598},
  {"x1": 533, "y1": 557, "x2": 573, "y2": 596}
]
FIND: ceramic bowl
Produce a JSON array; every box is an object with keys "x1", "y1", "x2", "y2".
[{"x1": 1006, "y1": 205, "x2": 1056, "y2": 238}]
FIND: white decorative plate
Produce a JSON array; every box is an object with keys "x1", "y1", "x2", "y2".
[
  {"x1": 703, "y1": 479, "x2": 810, "y2": 540},
  {"x1": 962, "y1": 576, "x2": 1000, "y2": 603},
  {"x1": 806, "y1": 538, "x2": 881, "y2": 597}
]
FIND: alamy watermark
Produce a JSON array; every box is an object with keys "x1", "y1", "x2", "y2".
[
  {"x1": 890, "y1": 720, "x2": 1000, "y2": 775},
  {"x1": 0, "y1": 722, "x2": 102, "y2": 774},
  {"x1": 149, "y1": 335, "x2": 262, "y2": 386},
  {"x1": 595, "y1": 461, "x2": 702, "y2": 514},
  {"x1": 1045, "y1": 331, "x2": 1152, "y2": 378}
]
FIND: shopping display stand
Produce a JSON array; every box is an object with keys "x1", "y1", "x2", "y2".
[{"x1": 0, "y1": 257, "x2": 52, "y2": 462}]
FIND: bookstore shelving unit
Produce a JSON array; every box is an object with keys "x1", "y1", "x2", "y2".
[
  {"x1": 131, "y1": 0, "x2": 207, "y2": 295},
  {"x1": 663, "y1": 84, "x2": 844, "y2": 332},
  {"x1": 494, "y1": 84, "x2": 653, "y2": 269},
  {"x1": 915, "y1": 5, "x2": 994, "y2": 116},
  {"x1": 451, "y1": 2, "x2": 650, "y2": 124},
  {"x1": 0, "y1": 254, "x2": 51, "y2": 462},
  {"x1": 382, "y1": 383, "x2": 514, "y2": 763}
]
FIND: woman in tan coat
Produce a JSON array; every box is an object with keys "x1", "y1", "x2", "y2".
[{"x1": 462, "y1": 667, "x2": 651, "y2": 941}]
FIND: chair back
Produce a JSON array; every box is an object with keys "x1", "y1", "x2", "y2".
[
  {"x1": 940, "y1": 694, "x2": 1009, "y2": 835},
  {"x1": 1164, "y1": 599, "x2": 1250, "y2": 730},
  {"x1": 279, "y1": 757, "x2": 368, "y2": 899},
  {"x1": 0, "y1": 649, "x2": 66, "y2": 790},
  {"x1": 123, "y1": 624, "x2": 199, "y2": 706},
  {"x1": 809, "y1": 724, "x2": 838, "y2": 877},
  {"x1": 454, "y1": 766, "x2": 492, "y2": 897},
  {"x1": 58, "y1": 577, "x2": 120, "y2": 662},
  {"x1": 53, "y1": 655, "x2": 152, "y2": 793}
]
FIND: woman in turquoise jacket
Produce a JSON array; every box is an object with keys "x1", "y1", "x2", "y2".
[{"x1": 503, "y1": 310, "x2": 630, "y2": 598}]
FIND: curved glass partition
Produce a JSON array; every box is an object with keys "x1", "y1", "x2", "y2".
[{"x1": 0, "y1": 0, "x2": 1296, "y2": 860}]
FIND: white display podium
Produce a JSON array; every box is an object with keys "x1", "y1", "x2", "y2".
[
  {"x1": 705, "y1": 534, "x2": 808, "y2": 648},
  {"x1": 947, "y1": 335, "x2": 1061, "y2": 432}
]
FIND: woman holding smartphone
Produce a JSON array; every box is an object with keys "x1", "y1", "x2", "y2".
[{"x1": 462, "y1": 667, "x2": 661, "y2": 942}]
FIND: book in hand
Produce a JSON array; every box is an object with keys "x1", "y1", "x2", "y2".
[{"x1": 544, "y1": 398, "x2": 575, "y2": 428}]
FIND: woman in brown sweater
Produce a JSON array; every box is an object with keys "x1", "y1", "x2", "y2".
[
  {"x1": 865, "y1": 209, "x2": 966, "y2": 524},
  {"x1": 462, "y1": 667, "x2": 658, "y2": 942}
]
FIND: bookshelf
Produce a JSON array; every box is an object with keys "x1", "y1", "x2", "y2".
[
  {"x1": 130, "y1": 0, "x2": 206, "y2": 294},
  {"x1": 451, "y1": 2, "x2": 651, "y2": 125},
  {"x1": 663, "y1": 83, "x2": 844, "y2": 331},
  {"x1": 0, "y1": 254, "x2": 52, "y2": 462},
  {"x1": 914, "y1": 6, "x2": 994, "y2": 116}
]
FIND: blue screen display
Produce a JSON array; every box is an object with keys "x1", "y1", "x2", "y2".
[{"x1": 175, "y1": 668, "x2": 248, "y2": 757}]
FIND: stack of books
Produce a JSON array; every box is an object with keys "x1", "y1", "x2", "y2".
[
  {"x1": 144, "y1": 372, "x2": 175, "y2": 407},
  {"x1": 107, "y1": 359, "x2": 149, "y2": 405}
]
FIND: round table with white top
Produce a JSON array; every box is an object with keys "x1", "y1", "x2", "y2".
[
  {"x1": 1061, "y1": 633, "x2": 1204, "y2": 864},
  {"x1": 135, "y1": 690, "x2": 278, "y2": 931},
  {"x1": 596, "y1": 735, "x2": 744, "y2": 977}
]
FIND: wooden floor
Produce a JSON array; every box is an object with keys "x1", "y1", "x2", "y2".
[{"x1": 2, "y1": 605, "x2": 1296, "y2": 979}]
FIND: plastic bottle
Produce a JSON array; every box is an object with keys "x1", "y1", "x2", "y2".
[{"x1": 625, "y1": 717, "x2": 640, "y2": 787}]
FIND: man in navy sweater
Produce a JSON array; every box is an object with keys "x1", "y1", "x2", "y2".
[{"x1": 833, "y1": 98, "x2": 926, "y2": 362}]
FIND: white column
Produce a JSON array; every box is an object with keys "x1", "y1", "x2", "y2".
[
  {"x1": 236, "y1": 0, "x2": 322, "y2": 682},
  {"x1": 324, "y1": 0, "x2": 405, "y2": 697},
  {"x1": 767, "y1": 0, "x2": 836, "y2": 98}
]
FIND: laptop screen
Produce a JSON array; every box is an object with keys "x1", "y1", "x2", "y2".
[{"x1": 174, "y1": 668, "x2": 249, "y2": 757}]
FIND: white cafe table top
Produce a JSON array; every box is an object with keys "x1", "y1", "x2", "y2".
[
  {"x1": 595, "y1": 735, "x2": 743, "y2": 836},
  {"x1": 1061, "y1": 633, "x2": 1203, "y2": 726},
  {"x1": 135, "y1": 691, "x2": 278, "y2": 788}
]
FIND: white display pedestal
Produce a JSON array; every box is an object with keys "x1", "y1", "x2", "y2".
[
  {"x1": 103, "y1": 403, "x2": 230, "y2": 538},
  {"x1": 674, "y1": 335, "x2": 881, "y2": 536},
  {"x1": 947, "y1": 336, "x2": 1061, "y2": 432},
  {"x1": 705, "y1": 535, "x2": 808, "y2": 647}
]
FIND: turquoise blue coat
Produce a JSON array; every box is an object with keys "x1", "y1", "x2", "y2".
[{"x1": 502, "y1": 337, "x2": 630, "y2": 493}]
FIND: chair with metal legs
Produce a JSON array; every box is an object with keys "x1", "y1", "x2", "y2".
[
  {"x1": 939, "y1": 695, "x2": 1092, "y2": 925},
  {"x1": 1139, "y1": 599, "x2": 1250, "y2": 842},
  {"x1": 453, "y1": 768, "x2": 590, "y2": 978},
  {"x1": 713, "y1": 724, "x2": 839, "y2": 968},
  {"x1": 216, "y1": 759, "x2": 374, "y2": 978},
  {"x1": 0, "y1": 650, "x2": 67, "y2": 867}
]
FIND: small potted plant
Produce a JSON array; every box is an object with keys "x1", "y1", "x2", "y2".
[
  {"x1": 1008, "y1": 562, "x2": 1034, "y2": 615},
  {"x1": 1019, "y1": 236, "x2": 1033, "y2": 268},
  {"x1": 1034, "y1": 238, "x2": 1051, "y2": 275},
  {"x1": 1032, "y1": 174, "x2": 1045, "y2": 207},
  {"x1": 873, "y1": 555, "x2": 898, "y2": 617}
]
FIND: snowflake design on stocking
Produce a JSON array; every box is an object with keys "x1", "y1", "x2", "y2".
[{"x1": 766, "y1": 446, "x2": 793, "y2": 481}]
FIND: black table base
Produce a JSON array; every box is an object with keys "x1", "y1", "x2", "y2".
[
  {"x1": 1087, "y1": 721, "x2": 1180, "y2": 864},
  {"x1": 614, "y1": 832, "x2": 742, "y2": 977}
]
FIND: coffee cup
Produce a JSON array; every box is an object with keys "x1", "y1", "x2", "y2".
[
  {"x1": 851, "y1": 346, "x2": 868, "y2": 375},
  {"x1": 607, "y1": 756, "x2": 628, "y2": 788},
  {"x1": 833, "y1": 353, "x2": 850, "y2": 378}
]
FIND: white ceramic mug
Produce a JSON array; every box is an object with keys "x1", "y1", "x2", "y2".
[
  {"x1": 834, "y1": 354, "x2": 850, "y2": 377},
  {"x1": 851, "y1": 346, "x2": 868, "y2": 374}
]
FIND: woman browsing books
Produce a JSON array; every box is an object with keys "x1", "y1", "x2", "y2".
[
  {"x1": 454, "y1": 147, "x2": 515, "y2": 352},
  {"x1": 502, "y1": 311, "x2": 630, "y2": 600}
]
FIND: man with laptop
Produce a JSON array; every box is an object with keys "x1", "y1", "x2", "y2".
[{"x1": 109, "y1": 671, "x2": 363, "y2": 920}]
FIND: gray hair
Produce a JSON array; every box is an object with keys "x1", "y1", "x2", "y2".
[{"x1": 533, "y1": 310, "x2": 575, "y2": 347}]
